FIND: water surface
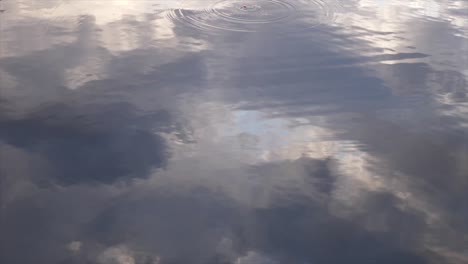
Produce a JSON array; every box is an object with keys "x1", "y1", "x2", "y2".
[{"x1": 1, "y1": 0, "x2": 468, "y2": 263}]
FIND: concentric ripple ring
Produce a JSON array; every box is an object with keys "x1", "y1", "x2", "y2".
[
  {"x1": 212, "y1": 0, "x2": 296, "y2": 24},
  {"x1": 167, "y1": 0, "x2": 341, "y2": 33}
]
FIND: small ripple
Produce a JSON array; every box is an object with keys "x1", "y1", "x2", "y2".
[{"x1": 166, "y1": 0, "x2": 341, "y2": 33}]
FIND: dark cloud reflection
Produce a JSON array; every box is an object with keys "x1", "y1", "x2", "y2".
[
  {"x1": 0, "y1": 157, "x2": 429, "y2": 264},
  {"x1": 0, "y1": 102, "x2": 169, "y2": 185}
]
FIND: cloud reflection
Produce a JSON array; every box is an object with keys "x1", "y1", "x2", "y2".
[{"x1": 1, "y1": 0, "x2": 468, "y2": 263}]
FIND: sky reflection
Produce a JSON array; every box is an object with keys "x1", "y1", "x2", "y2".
[{"x1": 1, "y1": 0, "x2": 468, "y2": 263}]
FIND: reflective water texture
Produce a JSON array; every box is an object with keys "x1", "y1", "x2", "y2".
[{"x1": 0, "y1": 0, "x2": 468, "y2": 263}]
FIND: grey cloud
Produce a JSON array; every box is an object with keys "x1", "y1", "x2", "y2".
[
  {"x1": 248, "y1": 157, "x2": 337, "y2": 197},
  {"x1": 0, "y1": 102, "x2": 169, "y2": 185},
  {"x1": 83, "y1": 186, "x2": 241, "y2": 264},
  {"x1": 243, "y1": 203, "x2": 427, "y2": 264},
  {"x1": 64, "y1": 157, "x2": 428, "y2": 264},
  {"x1": 1, "y1": 1, "x2": 467, "y2": 264},
  {"x1": 0, "y1": 13, "x2": 209, "y2": 186},
  {"x1": 236, "y1": 159, "x2": 429, "y2": 264}
]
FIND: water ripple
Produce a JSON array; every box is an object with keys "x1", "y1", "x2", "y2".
[{"x1": 166, "y1": 0, "x2": 341, "y2": 33}]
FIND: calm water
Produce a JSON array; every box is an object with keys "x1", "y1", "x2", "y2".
[{"x1": 1, "y1": 0, "x2": 468, "y2": 263}]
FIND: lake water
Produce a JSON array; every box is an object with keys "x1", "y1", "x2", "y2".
[{"x1": 1, "y1": 0, "x2": 468, "y2": 263}]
